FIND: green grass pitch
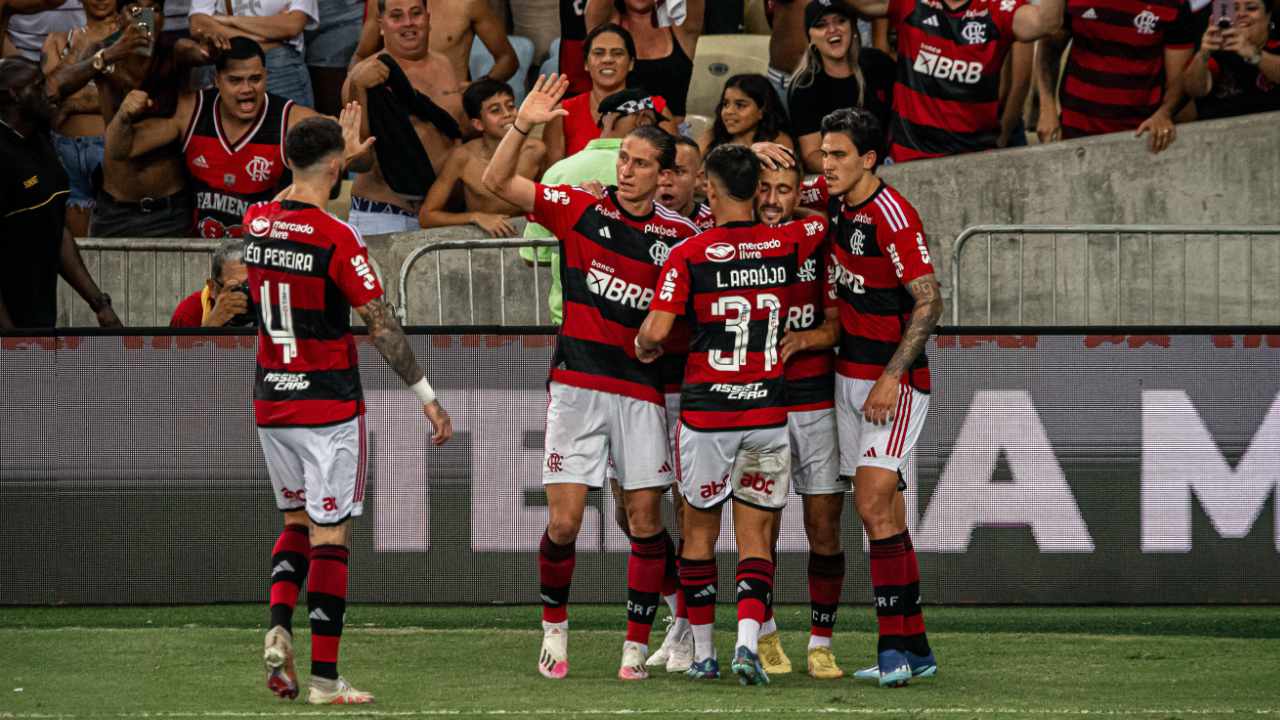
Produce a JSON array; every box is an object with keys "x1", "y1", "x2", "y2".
[{"x1": 1, "y1": 605, "x2": 1277, "y2": 719}]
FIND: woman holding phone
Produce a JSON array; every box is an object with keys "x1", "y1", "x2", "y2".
[{"x1": 1185, "y1": 0, "x2": 1280, "y2": 119}]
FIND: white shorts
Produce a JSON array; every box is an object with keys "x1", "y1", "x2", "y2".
[
  {"x1": 258, "y1": 415, "x2": 367, "y2": 525},
  {"x1": 543, "y1": 381, "x2": 673, "y2": 491},
  {"x1": 789, "y1": 407, "x2": 843, "y2": 495},
  {"x1": 675, "y1": 421, "x2": 791, "y2": 511},
  {"x1": 836, "y1": 376, "x2": 930, "y2": 475}
]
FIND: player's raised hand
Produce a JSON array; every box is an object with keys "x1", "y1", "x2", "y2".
[
  {"x1": 339, "y1": 101, "x2": 375, "y2": 157},
  {"x1": 862, "y1": 374, "x2": 899, "y2": 425},
  {"x1": 424, "y1": 400, "x2": 452, "y2": 446},
  {"x1": 515, "y1": 73, "x2": 570, "y2": 129}
]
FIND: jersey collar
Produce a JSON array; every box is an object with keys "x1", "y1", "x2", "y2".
[{"x1": 606, "y1": 187, "x2": 656, "y2": 222}]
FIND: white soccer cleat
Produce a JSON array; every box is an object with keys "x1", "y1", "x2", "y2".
[
  {"x1": 618, "y1": 640, "x2": 649, "y2": 680},
  {"x1": 538, "y1": 626, "x2": 569, "y2": 679},
  {"x1": 665, "y1": 628, "x2": 694, "y2": 673},
  {"x1": 645, "y1": 617, "x2": 679, "y2": 668},
  {"x1": 307, "y1": 676, "x2": 374, "y2": 705},
  {"x1": 263, "y1": 625, "x2": 298, "y2": 700}
]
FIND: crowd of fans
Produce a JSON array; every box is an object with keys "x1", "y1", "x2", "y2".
[{"x1": 0, "y1": 0, "x2": 1276, "y2": 328}]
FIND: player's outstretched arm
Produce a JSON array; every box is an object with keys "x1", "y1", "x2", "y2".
[
  {"x1": 634, "y1": 310, "x2": 676, "y2": 364},
  {"x1": 481, "y1": 73, "x2": 570, "y2": 214},
  {"x1": 355, "y1": 298, "x2": 453, "y2": 445},
  {"x1": 862, "y1": 274, "x2": 943, "y2": 424},
  {"x1": 779, "y1": 307, "x2": 839, "y2": 364}
]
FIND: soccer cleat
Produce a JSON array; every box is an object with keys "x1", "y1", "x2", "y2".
[
  {"x1": 262, "y1": 625, "x2": 298, "y2": 700},
  {"x1": 538, "y1": 626, "x2": 569, "y2": 679},
  {"x1": 757, "y1": 631, "x2": 792, "y2": 674},
  {"x1": 731, "y1": 645, "x2": 770, "y2": 686},
  {"x1": 618, "y1": 641, "x2": 649, "y2": 681},
  {"x1": 853, "y1": 650, "x2": 937, "y2": 681},
  {"x1": 664, "y1": 630, "x2": 694, "y2": 673},
  {"x1": 877, "y1": 649, "x2": 912, "y2": 688},
  {"x1": 307, "y1": 676, "x2": 373, "y2": 705},
  {"x1": 806, "y1": 646, "x2": 844, "y2": 679},
  {"x1": 645, "y1": 617, "x2": 680, "y2": 668},
  {"x1": 686, "y1": 657, "x2": 720, "y2": 679}
]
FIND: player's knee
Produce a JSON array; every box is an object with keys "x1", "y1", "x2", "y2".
[
  {"x1": 613, "y1": 506, "x2": 631, "y2": 535},
  {"x1": 309, "y1": 521, "x2": 349, "y2": 548},
  {"x1": 804, "y1": 518, "x2": 841, "y2": 554},
  {"x1": 546, "y1": 515, "x2": 582, "y2": 544}
]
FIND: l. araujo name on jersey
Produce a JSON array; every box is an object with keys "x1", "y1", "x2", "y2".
[
  {"x1": 532, "y1": 183, "x2": 701, "y2": 405},
  {"x1": 243, "y1": 199, "x2": 383, "y2": 428}
]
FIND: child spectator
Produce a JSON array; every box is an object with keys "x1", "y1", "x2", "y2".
[{"x1": 699, "y1": 73, "x2": 794, "y2": 156}]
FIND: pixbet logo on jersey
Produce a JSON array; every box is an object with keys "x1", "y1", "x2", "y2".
[
  {"x1": 913, "y1": 44, "x2": 984, "y2": 84},
  {"x1": 585, "y1": 261, "x2": 655, "y2": 309}
]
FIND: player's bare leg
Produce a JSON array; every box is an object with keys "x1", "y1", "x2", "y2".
[
  {"x1": 304, "y1": 521, "x2": 373, "y2": 704},
  {"x1": 801, "y1": 492, "x2": 846, "y2": 679},
  {"x1": 756, "y1": 510, "x2": 792, "y2": 674},
  {"x1": 730, "y1": 503, "x2": 777, "y2": 686},
  {"x1": 679, "y1": 505, "x2": 722, "y2": 679},
  {"x1": 538, "y1": 484, "x2": 588, "y2": 679},
  {"x1": 855, "y1": 468, "x2": 928, "y2": 688},
  {"x1": 618, "y1": 487, "x2": 669, "y2": 680},
  {"x1": 264, "y1": 509, "x2": 310, "y2": 699}
]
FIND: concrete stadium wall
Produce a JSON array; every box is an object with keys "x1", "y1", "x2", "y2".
[{"x1": 57, "y1": 111, "x2": 1280, "y2": 328}]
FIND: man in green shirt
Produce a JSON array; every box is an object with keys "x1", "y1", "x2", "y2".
[{"x1": 521, "y1": 89, "x2": 670, "y2": 323}]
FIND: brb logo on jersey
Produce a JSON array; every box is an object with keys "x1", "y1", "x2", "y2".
[
  {"x1": 245, "y1": 156, "x2": 274, "y2": 183},
  {"x1": 586, "y1": 260, "x2": 655, "y2": 309},
  {"x1": 914, "y1": 44, "x2": 985, "y2": 84},
  {"x1": 1133, "y1": 10, "x2": 1158, "y2": 34}
]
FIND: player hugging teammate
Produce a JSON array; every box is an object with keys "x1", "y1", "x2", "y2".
[{"x1": 485, "y1": 74, "x2": 943, "y2": 689}]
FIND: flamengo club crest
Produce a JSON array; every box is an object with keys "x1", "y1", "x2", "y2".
[
  {"x1": 961, "y1": 20, "x2": 987, "y2": 43},
  {"x1": 245, "y1": 155, "x2": 274, "y2": 183},
  {"x1": 649, "y1": 241, "x2": 670, "y2": 265},
  {"x1": 1134, "y1": 9, "x2": 1158, "y2": 34}
]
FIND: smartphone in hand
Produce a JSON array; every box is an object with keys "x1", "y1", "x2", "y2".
[{"x1": 1210, "y1": 0, "x2": 1236, "y2": 30}]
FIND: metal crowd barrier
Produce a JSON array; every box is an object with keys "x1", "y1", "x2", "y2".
[
  {"x1": 950, "y1": 225, "x2": 1280, "y2": 326},
  {"x1": 65, "y1": 239, "x2": 223, "y2": 327},
  {"x1": 397, "y1": 238, "x2": 559, "y2": 325}
]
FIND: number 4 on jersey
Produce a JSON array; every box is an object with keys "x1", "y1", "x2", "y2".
[{"x1": 259, "y1": 280, "x2": 298, "y2": 364}]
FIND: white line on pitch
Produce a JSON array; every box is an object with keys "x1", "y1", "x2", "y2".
[{"x1": 3, "y1": 707, "x2": 1278, "y2": 718}]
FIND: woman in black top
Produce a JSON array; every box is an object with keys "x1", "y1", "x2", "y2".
[
  {"x1": 1185, "y1": 0, "x2": 1280, "y2": 120},
  {"x1": 585, "y1": 0, "x2": 704, "y2": 126},
  {"x1": 787, "y1": 1, "x2": 895, "y2": 172},
  {"x1": 699, "y1": 73, "x2": 794, "y2": 155}
]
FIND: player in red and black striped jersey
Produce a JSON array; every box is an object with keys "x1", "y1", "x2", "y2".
[
  {"x1": 782, "y1": 109, "x2": 943, "y2": 688},
  {"x1": 246, "y1": 111, "x2": 451, "y2": 706},
  {"x1": 637, "y1": 144, "x2": 818, "y2": 685},
  {"x1": 481, "y1": 74, "x2": 701, "y2": 682},
  {"x1": 850, "y1": 0, "x2": 1065, "y2": 161},
  {"x1": 1036, "y1": 0, "x2": 1195, "y2": 152}
]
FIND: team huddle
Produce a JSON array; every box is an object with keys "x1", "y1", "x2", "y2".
[{"x1": 238, "y1": 73, "x2": 943, "y2": 703}]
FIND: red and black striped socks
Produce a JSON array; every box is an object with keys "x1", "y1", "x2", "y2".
[
  {"x1": 735, "y1": 558, "x2": 775, "y2": 654},
  {"x1": 625, "y1": 530, "x2": 669, "y2": 649},
  {"x1": 679, "y1": 557, "x2": 717, "y2": 661},
  {"x1": 808, "y1": 550, "x2": 845, "y2": 649},
  {"x1": 538, "y1": 530, "x2": 575, "y2": 626},
  {"x1": 268, "y1": 524, "x2": 310, "y2": 633},
  {"x1": 307, "y1": 544, "x2": 349, "y2": 680}
]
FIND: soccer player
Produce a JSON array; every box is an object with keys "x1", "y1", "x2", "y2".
[
  {"x1": 480, "y1": 74, "x2": 701, "y2": 681},
  {"x1": 656, "y1": 134, "x2": 715, "y2": 231},
  {"x1": 246, "y1": 108, "x2": 452, "y2": 704},
  {"x1": 782, "y1": 107, "x2": 941, "y2": 687},
  {"x1": 635, "y1": 143, "x2": 826, "y2": 686}
]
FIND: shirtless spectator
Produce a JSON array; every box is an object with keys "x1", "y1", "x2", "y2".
[
  {"x1": 343, "y1": 0, "x2": 466, "y2": 235},
  {"x1": 41, "y1": 0, "x2": 150, "y2": 237},
  {"x1": 354, "y1": 0, "x2": 515, "y2": 84},
  {"x1": 419, "y1": 78, "x2": 547, "y2": 237}
]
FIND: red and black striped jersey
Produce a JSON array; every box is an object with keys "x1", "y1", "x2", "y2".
[
  {"x1": 781, "y1": 215, "x2": 836, "y2": 412},
  {"x1": 824, "y1": 181, "x2": 935, "y2": 392},
  {"x1": 243, "y1": 200, "x2": 382, "y2": 428},
  {"x1": 651, "y1": 220, "x2": 816, "y2": 431},
  {"x1": 888, "y1": 0, "x2": 1024, "y2": 162},
  {"x1": 1059, "y1": 0, "x2": 1195, "y2": 138},
  {"x1": 184, "y1": 88, "x2": 293, "y2": 239},
  {"x1": 800, "y1": 175, "x2": 830, "y2": 215},
  {"x1": 689, "y1": 202, "x2": 716, "y2": 231},
  {"x1": 533, "y1": 183, "x2": 701, "y2": 405}
]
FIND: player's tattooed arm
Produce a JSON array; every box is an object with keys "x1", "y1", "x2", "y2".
[
  {"x1": 884, "y1": 273, "x2": 943, "y2": 378},
  {"x1": 357, "y1": 299, "x2": 424, "y2": 387}
]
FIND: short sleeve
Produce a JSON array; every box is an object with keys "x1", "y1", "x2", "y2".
[
  {"x1": 823, "y1": 250, "x2": 841, "y2": 309},
  {"x1": 189, "y1": 0, "x2": 217, "y2": 15},
  {"x1": 996, "y1": 0, "x2": 1028, "y2": 38},
  {"x1": 799, "y1": 175, "x2": 829, "y2": 213},
  {"x1": 1166, "y1": 1, "x2": 1198, "y2": 47},
  {"x1": 531, "y1": 183, "x2": 593, "y2": 240},
  {"x1": 879, "y1": 198, "x2": 935, "y2": 285},
  {"x1": 329, "y1": 224, "x2": 384, "y2": 307},
  {"x1": 287, "y1": 0, "x2": 320, "y2": 29},
  {"x1": 649, "y1": 247, "x2": 691, "y2": 315}
]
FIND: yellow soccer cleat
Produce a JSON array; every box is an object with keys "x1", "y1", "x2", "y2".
[
  {"x1": 807, "y1": 646, "x2": 845, "y2": 680},
  {"x1": 757, "y1": 631, "x2": 792, "y2": 675}
]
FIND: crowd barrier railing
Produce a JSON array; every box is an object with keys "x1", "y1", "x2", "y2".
[
  {"x1": 397, "y1": 237, "x2": 559, "y2": 325},
  {"x1": 951, "y1": 225, "x2": 1280, "y2": 326}
]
